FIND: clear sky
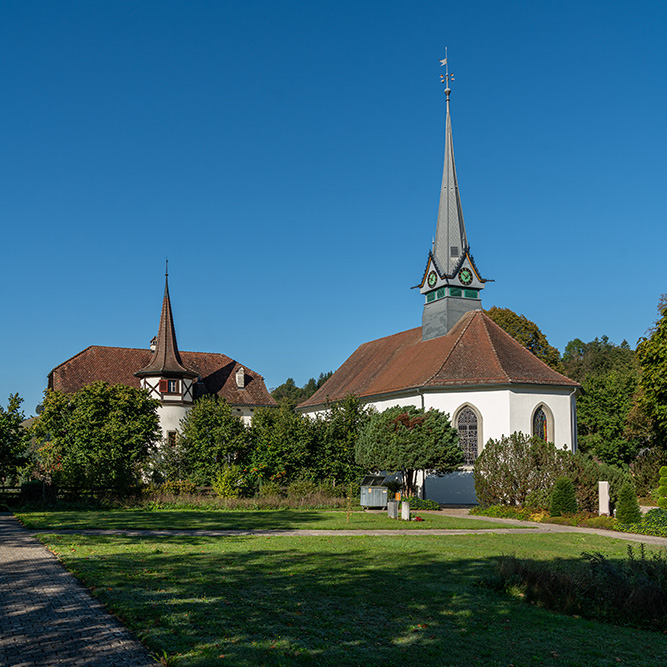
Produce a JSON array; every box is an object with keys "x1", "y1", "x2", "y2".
[{"x1": 2, "y1": 1, "x2": 666, "y2": 416}]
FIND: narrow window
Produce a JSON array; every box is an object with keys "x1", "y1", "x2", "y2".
[
  {"x1": 436, "y1": 287, "x2": 445, "y2": 299},
  {"x1": 167, "y1": 431, "x2": 177, "y2": 447},
  {"x1": 533, "y1": 407, "x2": 548, "y2": 442},
  {"x1": 427, "y1": 291, "x2": 436, "y2": 303},
  {"x1": 463, "y1": 289, "x2": 478, "y2": 299},
  {"x1": 450, "y1": 287, "x2": 462, "y2": 297},
  {"x1": 167, "y1": 380, "x2": 179, "y2": 394},
  {"x1": 457, "y1": 407, "x2": 478, "y2": 465}
]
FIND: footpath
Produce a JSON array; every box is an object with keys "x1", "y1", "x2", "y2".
[{"x1": 0, "y1": 513, "x2": 155, "y2": 667}]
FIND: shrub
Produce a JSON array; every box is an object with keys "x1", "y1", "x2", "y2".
[
  {"x1": 659, "y1": 466, "x2": 667, "y2": 510},
  {"x1": 616, "y1": 481, "x2": 642, "y2": 524},
  {"x1": 631, "y1": 448, "x2": 667, "y2": 498},
  {"x1": 286, "y1": 480, "x2": 318, "y2": 498},
  {"x1": 474, "y1": 432, "x2": 570, "y2": 506},
  {"x1": 566, "y1": 452, "x2": 630, "y2": 512},
  {"x1": 212, "y1": 465, "x2": 244, "y2": 499},
  {"x1": 257, "y1": 480, "x2": 283, "y2": 497},
  {"x1": 403, "y1": 496, "x2": 440, "y2": 511},
  {"x1": 159, "y1": 480, "x2": 198, "y2": 496},
  {"x1": 491, "y1": 544, "x2": 667, "y2": 631},
  {"x1": 524, "y1": 488, "x2": 551, "y2": 511},
  {"x1": 550, "y1": 477, "x2": 577, "y2": 516}
]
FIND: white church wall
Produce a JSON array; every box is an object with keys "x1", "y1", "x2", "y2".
[{"x1": 157, "y1": 403, "x2": 190, "y2": 440}]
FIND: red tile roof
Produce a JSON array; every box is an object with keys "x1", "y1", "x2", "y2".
[
  {"x1": 49, "y1": 346, "x2": 276, "y2": 407},
  {"x1": 298, "y1": 310, "x2": 578, "y2": 409}
]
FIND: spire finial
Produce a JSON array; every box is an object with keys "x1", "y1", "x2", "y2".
[
  {"x1": 439, "y1": 47, "x2": 454, "y2": 109},
  {"x1": 165, "y1": 258, "x2": 169, "y2": 278}
]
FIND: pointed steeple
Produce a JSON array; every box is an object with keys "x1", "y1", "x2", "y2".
[
  {"x1": 433, "y1": 89, "x2": 468, "y2": 275},
  {"x1": 135, "y1": 270, "x2": 197, "y2": 379},
  {"x1": 418, "y1": 52, "x2": 490, "y2": 341}
]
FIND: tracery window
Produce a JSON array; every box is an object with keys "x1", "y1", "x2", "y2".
[
  {"x1": 533, "y1": 407, "x2": 548, "y2": 442},
  {"x1": 457, "y1": 407, "x2": 478, "y2": 465}
]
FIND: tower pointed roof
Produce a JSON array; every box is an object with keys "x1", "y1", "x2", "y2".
[
  {"x1": 135, "y1": 273, "x2": 198, "y2": 379},
  {"x1": 433, "y1": 88, "x2": 468, "y2": 277}
]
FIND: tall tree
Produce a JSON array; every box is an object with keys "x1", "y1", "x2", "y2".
[
  {"x1": 636, "y1": 304, "x2": 667, "y2": 449},
  {"x1": 33, "y1": 383, "x2": 160, "y2": 494},
  {"x1": 486, "y1": 306, "x2": 564, "y2": 372},
  {"x1": 0, "y1": 394, "x2": 27, "y2": 485},
  {"x1": 173, "y1": 395, "x2": 248, "y2": 485},
  {"x1": 562, "y1": 336, "x2": 643, "y2": 465},
  {"x1": 355, "y1": 406, "x2": 462, "y2": 496},
  {"x1": 271, "y1": 372, "x2": 333, "y2": 410}
]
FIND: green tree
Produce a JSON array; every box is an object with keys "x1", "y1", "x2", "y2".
[
  {"x1": 0, "y1": 394, "x2": 27, "y2": 485},
  {"x1": 311, "y1": 395, "x2": 371, "y2": 486},
  {"x1": 174, "y1": 395, "x2": 248, "y2": 485},
  {"x1": 615, "y1": 481, "x2": 642, "y2": 524},
  {"x1": 249, "y1": 405, "x2": 314, "y2": 484},
  {"x1": 355, "y1": 406, "x2": 462, "y2": 497},
  {"x1": 550, "y1": 477, "x2": 577, "y2": 516},
  {"x1": 486, "y1": 306, "x2": 564, "y2": 372},
  {"x1": 271, "y1": 372, "x2": 333, "y2": 410},
  {"x1": 33, "y1": 382, "x2": 160, "y2": 495},
  {"x1": 636, "y1": 305, "x2": 667, "y2": 449},
  {"x1": 562, "y1": 336, "x2": 643, "y2": 465}
]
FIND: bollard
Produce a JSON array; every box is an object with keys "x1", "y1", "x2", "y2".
[
  {"x1": 401, "y1": 501, "x2": 411, "y2": 521},
  {"x1": 387, "y1": 500, "x2": 398, "y2": 519}
]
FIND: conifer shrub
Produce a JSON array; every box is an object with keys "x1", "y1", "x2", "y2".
[
  {"x1": 615, "y1": 481, "x2": 642, "y2": 524},
  {"x1": 549, "y1": 477, "x2": 577, "y2": 516},
  {"x1": 212, "y1": 465, "x2": 243, "y2": 498},
  {"x1": 658, "y1": 466, "x2": 667, "y2": 510}
]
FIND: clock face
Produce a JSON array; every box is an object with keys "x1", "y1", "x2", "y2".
[
  {"x1": 427, "y1": 271, "x2": 438, "y2": 288},
  {"x1": 458, "y1": 268, "x2": 473, "y2": 286}
]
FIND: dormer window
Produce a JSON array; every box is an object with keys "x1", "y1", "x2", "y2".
[
  {"x1": 159, "y1": 379, "x2": 180, "y2": 394},
  {"x1": 235, "y1": 367, "x2": 245, "y2": 389}
]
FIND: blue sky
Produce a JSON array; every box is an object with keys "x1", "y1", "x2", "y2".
[{"x1": 2, "y1": 1, "x2": 666, "y2": 416}]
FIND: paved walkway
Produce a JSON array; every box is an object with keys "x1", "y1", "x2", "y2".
[{"x1": 0, "y1": 513, "x2": 155, "y2": 667}]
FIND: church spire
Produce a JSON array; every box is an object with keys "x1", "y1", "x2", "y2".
[
  {"x1": 433, "y1": 60, "x2": 468, "y2": 276},
  {"x1": 418, "y1": 50, "x2": 489, "y2": 341},
  {"x1": 135, "y1": 267, "x2": 197, "y2": 379}
]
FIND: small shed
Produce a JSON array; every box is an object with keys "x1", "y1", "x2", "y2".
[{"x1": 360, "y1": 475, "x2": 388, "y2": 507}]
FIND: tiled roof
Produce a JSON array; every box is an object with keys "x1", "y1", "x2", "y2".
[
  {"x1": 298, "y1": 310, "x2": 578, "y2": 409},
  {"x1": 49, "y1": 346, "x2": 276, "y2": 407}
]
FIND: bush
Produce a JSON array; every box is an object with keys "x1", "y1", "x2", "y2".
[
  {"x1": 286, "y1": 480, "x2": 319, "y2": 498},
  {"x1": 566, "y1": 452, "x2": 630, "y2": 512},
  {"x1": 550, "y1": 477, "x2": 577, "y2": 516},
  {"x1": 616, "y1": 481, "x2": 642, "y2": 524},
  {"x1": 659, "y1": 466, "x2": 667, "y2": 510},
  {"x1": 491, "y1": 544, "x2": 667, "y2": 631},
  {"x1": 474, "y1": 433, "x2": 569, "y2": 506},
  {"x1": 524, "y1": 488, "x2": 551, "y2": 511},
  {"x1": 257, "y1": 480, "x2": 283, "y2": 497},
  {"x1": 159, "y1": 480, "x2": 198, "y2": 496},
  {"x1": 631, "y1": 448, "x2": 667, "y2": 497},
  {"x1": 212, "y1": 465, "x2": 244, "y2": 499},
  {"x1": 403, "y1": 496, "x2": 440, "y2": 511}
]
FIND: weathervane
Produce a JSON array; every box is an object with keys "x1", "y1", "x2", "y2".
[{"x1": 439, "y1": 47, "x2": 454, "y2": 106}]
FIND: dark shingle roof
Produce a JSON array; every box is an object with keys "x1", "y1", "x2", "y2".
[
  {"x1": 49, "y1": 346, "x2": 276, "y2": 407},
  {"x1": 298, "y1": 310, "x2": 578, "y2": 410}
]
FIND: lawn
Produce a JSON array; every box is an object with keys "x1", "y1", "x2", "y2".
[
  {"x1": 36, "y1": 527, "x2": 667, "y2": 666},
  {"x1": 16, "y1": 509, "x2": 526, "y2": 532}
]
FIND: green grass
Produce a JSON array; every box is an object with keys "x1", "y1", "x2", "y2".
[
  {"x1": 37, "y1": 530, "x2": 667, "y2": 666},
  {"x1": 16, "y1": 509, "x2": 527, "y2": 531}
]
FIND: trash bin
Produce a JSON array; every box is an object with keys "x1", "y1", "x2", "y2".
[{"x1": 360, "y1": 475, "x2": 388, "y2": 507}]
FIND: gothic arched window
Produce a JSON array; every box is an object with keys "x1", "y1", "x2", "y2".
[
  {"x1": 533, "y1": 407, "x2": 548, "y2": 442},
  {"x1": 457, "y1": 407, "x2": 478, "y2": 465}
]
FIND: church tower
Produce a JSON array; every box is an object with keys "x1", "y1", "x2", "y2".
[
  {"x1": 135, "y1": 268, "x2": 199, "y2": 440},
  {"x1": 417, "y1": 55, "x2": 489, "y2": 341}
]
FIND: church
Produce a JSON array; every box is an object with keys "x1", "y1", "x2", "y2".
[
  {"x1": 298, "y1": 67, "x2": 579, "y2": 503},
  {"x1": 48, "y1": 274, "x2": 276, "y2": 442}
]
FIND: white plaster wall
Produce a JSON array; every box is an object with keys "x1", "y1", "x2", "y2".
[{"x1": 157, "y1": 404, "x2": 190, "y2": 440}]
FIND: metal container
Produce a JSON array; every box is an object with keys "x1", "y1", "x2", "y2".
[{"x1": 360, "y1": 475, "x2": 388, "y2": 507}]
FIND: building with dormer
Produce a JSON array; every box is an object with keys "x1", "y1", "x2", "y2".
[
  {"x1": 48, "y1": 274, "x2": 276, "y2": 441},
  {"x1": 298, "y1": 70, "x2": 579, "y2": 503}
]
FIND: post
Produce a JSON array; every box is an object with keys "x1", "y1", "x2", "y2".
[
  {"x1": 598, "y1": 481, "x2": 610, "y2": 516},
  {"x1": 387, "y1": 500, "x2": 398, "y2": 519},
  {"x1": 401, "y1": 501, "x2": 411, "y2": 521}
]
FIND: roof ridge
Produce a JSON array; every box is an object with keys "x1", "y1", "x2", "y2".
[{"x1": 423, "y1": 310, "x2": 477, "y2": 384}]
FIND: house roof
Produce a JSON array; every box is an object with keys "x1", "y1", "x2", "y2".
[
  {"x1": 135, "y1": 275, "x2": 197, "y2": 379},
  {"x1": 49, "y1": 346, "x2": 276, "y2": 407},
  {"x1": 298, "y1": 310, "x2": 578, "y2": 410}
]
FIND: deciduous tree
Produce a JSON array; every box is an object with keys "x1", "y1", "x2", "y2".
[
  {"x1": 33, "y1": 383, "x2": 160, "y2": 494},
  {"x1": 0, "y1": 394, "x2": 27, "y2": 484},
  {"x1": 355, "y1": 406, "x2": 462, "y2": 496}
]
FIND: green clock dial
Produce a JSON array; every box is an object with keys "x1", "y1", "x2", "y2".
[
  {"x1": 458, "y1": 268, "x2": 473, "y2": 286},
  {"x1": 427, "y1": 271, "x2": 438, "y2": 288}
]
